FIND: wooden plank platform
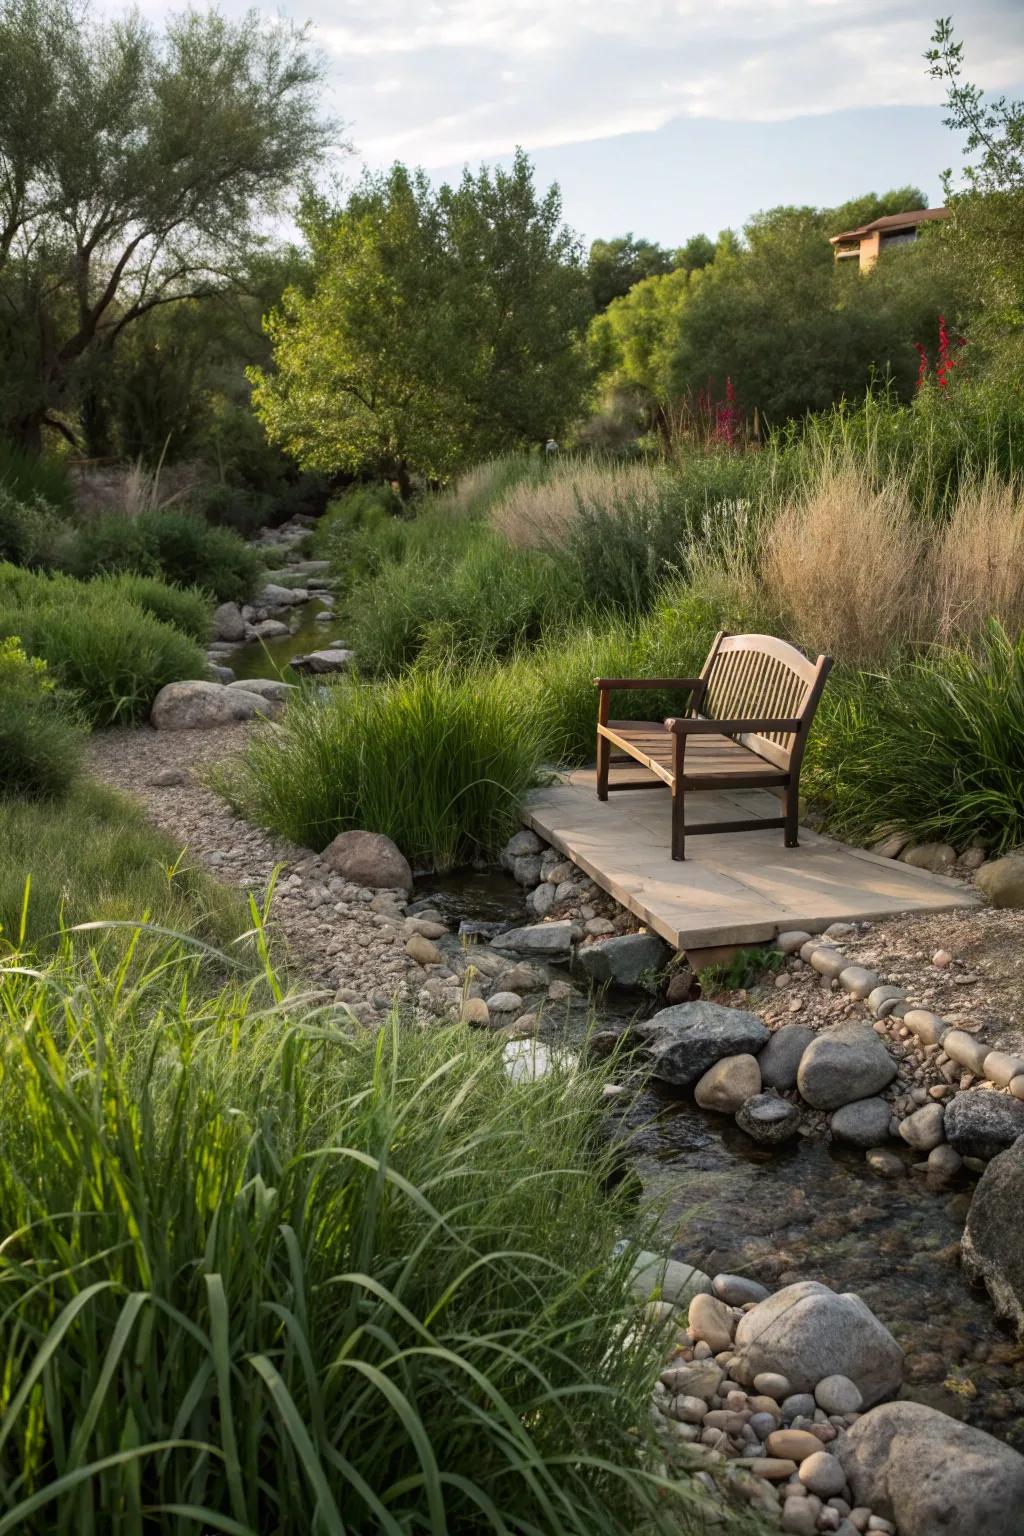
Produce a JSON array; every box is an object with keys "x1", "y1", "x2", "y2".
[{"x1": 524, "y1": 767, "x2": 982, "y2": 952}]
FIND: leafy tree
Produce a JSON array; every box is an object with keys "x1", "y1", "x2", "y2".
[
  {"x1": 587, "y1": 269, "x2": 691, "y2": 411},
  {"x1": 927, "y1": 18, "x2": 1024, "y2": 345},
  {"x1": 0, "y1": 0, "x2": 331, "y2": 452},
  {"x1": 252, "y1": 152, "x2": 592, "y2": 490},
  {"x1": 586, "y1": 234, "x2": 675, "y2": 310},
  {"x1": 673, "y1": 233, "x2": 716, "y2": 274}
]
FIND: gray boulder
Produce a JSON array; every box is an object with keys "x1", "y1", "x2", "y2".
[
  {"x1": 625, "y1": 1249, "x2": 713, "y2": 1308},
  {"x1": 250, "y1": 618, "x2": 290, "y2": 640},
  {"x1": 500, "y1": 830, "x2": 544, "y2": 869},
  {"x1": 694, "y1": 1054, "x2": 761, "y2": 1113},
  {"x1": 150, "y1": 680, "x2": 272, "y2": 730},
  {"x1": 639, "y1": 1001, "x2": 769, "y2": 1088},
  {"x1": 975, "y1": 851, "x2": 1024, "y2": 909},
  {"x1": 962, "y1": 1136, "x2": 1024, "y2": 1334},
  {"x1": 735, "y1": 1092, "x2": 802, "y2": 1144},
  {"x1": 211, "y1": 601, "x2": 245, "y2": 641},
  {"x1": 758, "y1": 1023, "x2": 816, "y2": 1090},
  {"x1": 291, "y1": 648, "x2": 353, "y2": 674},
  {"x1": 227, "y1": 677, "x2": 294, "y2": 702},
  {"x1": 322, "y1": 830, "x2": 413, "y2": 894},
  {"x1": 511, "y1": 853, "x2": 543, "y2": 887},
  {"x1": 898, "y1": 1102, "x2": 946, "y2": 1152},
  {"x1": 796, "y1": 1022, "x2": 897, "y2": 1110},
  {"x1": 900, "y1": 842, "x2": 957, "y2": 873},
  {"x1": 732, "y1": 1280, "x2": 903, "y2": 1405},
  {"x1": 493, "y1": 921, "x2": 575, "y2": 958},
  {"x1": 259, "y1": 582, "x2": 307, "y2": 608},
  {"x1": 944, "y1": 1090, "x2": 1024, "y2": 1159},
  {"x1": 573, "y1": 932, "x2": 669, "y2": 990},
  {"x1": 830, "y1": 1096, "x2": 893, "y2": 1149},
  {"x1": 839, "y1": 1400, "x2": 1024, "y2": 1536}
]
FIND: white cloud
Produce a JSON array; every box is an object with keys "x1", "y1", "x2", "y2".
[{"x1": 307, "y1": 0, "x2": 1024, "y2": 167}]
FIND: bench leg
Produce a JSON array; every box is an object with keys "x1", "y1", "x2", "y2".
[
  {"x1": 784, "y1": 782, "x2": 799, "y2": 848},
  {"x1": 671, "y1": 786, "x2": 686, "y2": 861},
  {"x1": 596, "y1": 730, "x2": 610, "y2": 801}
]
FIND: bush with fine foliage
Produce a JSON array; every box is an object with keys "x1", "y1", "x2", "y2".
[
  {"x1": 0, "y1": 567, "x2": 206, "y2": 725},
  {"x1": 92, "y1": 571, "x2": 212, "y2": 641},
  {"x1": 0, "y1": 488, "x2": 75, "y2": 568},
  {"x1": 0, "y1": 637, "x2": 84, "y2": 801},
  {"x1": 71, "y1": 507, "x2": 263, "y2": 602}
]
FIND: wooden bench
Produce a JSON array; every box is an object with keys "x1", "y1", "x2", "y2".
[{"x1": 595, "y1": 632, "x2": 832, "y2": 861}]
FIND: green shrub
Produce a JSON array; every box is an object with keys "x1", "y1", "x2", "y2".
[
  {"x1": 312, "y1": 481, "x2": 407, "y2": 575},
  {"x1": 0, "y1": 488, "x2": 74, "y2": 568},
  {"x1": 0, "y1": 574, "x2": 206, "y2": 725},
  {"x1": 805, "y1": 623, "x2": 1024, "y2": 854},
  {"x1": 0, "y1": 781, "x2": 248, "y2": 952},
  {"x1": 215, "y1": 664, "x2": 557, "y2": 869},
  {"x1": 0, "y1": 437, "x2": 73, "y2": 510},
  {"x1": 0, "y1": 637, "x2": 84, "y2": 801},
  {"x1": 93, "y1": 571, "x2": 212, "y2": 641},
  {"x1": 0, "y1": 943, "x2": 715, "y2": 1535},
  {"x1": 71, "y1": 507, "x2": 263, "y2": 602}
]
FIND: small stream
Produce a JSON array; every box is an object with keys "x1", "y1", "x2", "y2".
[{"x1": 227, "y1": 599, "x2": 339, "y2": 681}]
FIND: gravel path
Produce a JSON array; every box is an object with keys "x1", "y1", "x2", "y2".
[{"x1": 86, "y1": 723, "x2": 426, "y2": 1016}]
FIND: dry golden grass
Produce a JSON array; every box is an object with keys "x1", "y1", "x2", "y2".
[
  {"x1": 759, "y1": 462, "x2": 926, "y2": 664},
  {"x1": 931, "y1": 475, "x2": 1024, "y2": 643},
  {"x1": 490, "y1": 458, "x2": 663, "y2": 548}
]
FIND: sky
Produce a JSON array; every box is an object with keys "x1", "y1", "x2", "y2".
[{"x1": 145, "y1": 0, "x2": 1024, "y2": 247}]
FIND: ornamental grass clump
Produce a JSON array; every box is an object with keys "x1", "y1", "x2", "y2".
[
  {"x1": 214, "y1": 663, "x2": 558, "y2": 869},
  {"x1": 0, "y1": 935, "x2": 720, "y2": 1535}
]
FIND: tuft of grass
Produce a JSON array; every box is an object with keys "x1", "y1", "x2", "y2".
[
  {"x1": 213, "y1": 664, "x2": 558, "y2": 871},
  {"x1": 90, "y1": 572, "x2": 212, "y2": 642},
  {"x1": 805, "y1": 622, "x2": 1024, "y2": 854},
  {"x1": 0, "y1": 937, "x2": 726, "y2": 1536},
  {"x1": 0, "y1": 780, "x2": 250, "y2": 954}
]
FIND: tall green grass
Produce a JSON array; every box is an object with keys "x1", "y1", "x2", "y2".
[
  {"x1": 804, "y1": 623, "x2": 1024, "y2": 853},
  {"x1": 0, "y1": 438, "x2": 72, "y2": 511},
  {"x1": 70, "y1": 508, "x2": 263, "y2": 603},
  {"x1": 0, "y1": 937, "x2": 724, "y2": 1535},
  {"x1": 215, "y1": 665, "x2": 557, "y2": 870}
]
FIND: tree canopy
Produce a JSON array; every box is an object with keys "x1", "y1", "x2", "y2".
[
  {"x1": 0, "y1": 0, "x2": 332, "y2": 451},
  {"x1": 252, "y1": 152, "x2": 593, "y2": 488}
]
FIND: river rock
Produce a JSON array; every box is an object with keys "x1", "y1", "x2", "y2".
[
  {"x1": 797, "y1": 1022, "x2": 897, "y2": 1110},
  {"x1": 627, "y1": 1249, "x2": 712, "y2": 1308},
  {"x1": 732, "y1": 1281, "x2": 903, "y2": 1405},
  {"x1": 694, "y1": 1054, "x2": 762, "y2": 1113},
  {"x1": 259, "y1": 581, "x2": 307, "y2": 608},
  {"x1": 250, "y1": 618, "x2": 290, "y2": 640},
  {"x1": 660, "y1": 1360, "x2": 723, "y2": 1400},
  {"x1": 975, "y1": 851, "x2": 1024, "y2": 909},
  {"x1": 839, "y1": 1400, "x2": 1024, "y2": 1536},
  {"x1": 898, "y1": 1102, "x2": 946, "y2": 1152},
  {"x1": 323, "y1": 830, "x2": 413, "y2": 893},
  {"x1": 944, "y1": 1090, "x2": 1024, "y2": 1159},
  {"x1": 713, "y1": 1274, "x2": 770, "y2": 1306},
  {"x1": 291, "y1": 648, "x2": 353, "y2": 674},
  {"x1": 493, "y1": 921, "x2": 575, "y2": 958},
  {"x1": 767, "y1": 1429, "x2": 823, "y2": 1462},
  {"x1": 900, "y1": 842, "x2": 957, "y2": 872},
  {"x1": 211, "y1": 600, "x2": 245, "y2": 641},
  {"x1": 942, "y1": 1029, "x2": 990, "y2": 1075},
  {"x1": 227, "y1": 677, "x2": 294, "y2": 702},
  {"x1": 573, "y1": 931, "x2": 669, "y2": 989},
  {"x1": 736, "y1": 1092, "x2": 802, "y2": 1144},
  {"x1": 641, "y1": 1002, "x2": 769, "y2": 1088},
  {"x1": 759, "y1": 1023, "x2": 816, "y2": 1090},
  {"x1": 798, "y1": 1450, "x2": 847, "y2": 1497},
  {"x1": 829, "y1": 1097, "x2": 893, "y2": 1149},
  {"x1": 688, "y1": 1293, "x2": 736, "y2": 1352},
  {"x1": 866, "y1": 1146, "x2": 904, "y2": 1178},
  {"x1": 150, "y1": 680, "x2": 272, "y2": 729},
  {"x1": 814, "y1": 1374, "x2": 862, "y2": 1413},
  {"x1": 962, "y1": 1136, "x2": 1024, "y2": 1336}
]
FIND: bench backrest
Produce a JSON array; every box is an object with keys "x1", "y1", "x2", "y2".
[{"x1": 700, "y1": 632, "x2": 832, "y2": 771}]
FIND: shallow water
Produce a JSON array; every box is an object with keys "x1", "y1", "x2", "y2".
[
  {"x1": 614, "y1": 1082, "x2": 1024, "y2": 1447},
  {"x1": 227, "y1": 599, "x2": 336, "y2": 681},
  {"x1": 414, "y1": 866, "x2": 527, "y2": 926}
]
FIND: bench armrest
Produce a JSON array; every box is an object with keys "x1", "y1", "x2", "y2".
[
  {"x1": 664, "y1": 715, "x2": 803, "y2": 735},
  {"x1": 595, "y1": 677, "x2": 704, "y2": 691}
]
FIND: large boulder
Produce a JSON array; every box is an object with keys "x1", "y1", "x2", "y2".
[
  {"x1": 227, "y1": 677, "x2": 294, "y2": 702},
  {"x1": 150, "y1": 680, "x2": 271, "y2": 730},
  {"x1": 962, "y1": 1135, "x2": 1024, "y2": 1334},
  {"x1": 694, "y1": 1054, "x2": 761, "y2": 1113},
  {"x1": 211, "y1": 600, "x2": 245, "y2": 642},
  {"x1": 639, "y1": 1001, "x2": 769, "y2": 1088},
  {"x1": 839, "y1": 1400, "x2": 1024, "y2": 1536},
  {"x1": 796, "y1": 1022, "x2": 897, "y2": 1110},
  {"x1": 829, "y1": 1096, "x2": 893, "y2": 1149},
  {"x1": 492, "y1": 921, "x2": 575, "y2": 958},
  {"x1": 944, "y1": 1090, "x2": 1024, "y2": 1159},
  {"x1": 291, "y1": 648, "x2": 354, "y2": 674},
  {"x1": 322, "y1": 830, "x2": 413, "y2": 894},
  {"x1": 975, "y1": 851, "x2": 1024, "y2": 909},
  {"x1": 732, "y1": 1280, "x2": 903, "y2": 1405},
  {"x1": 759, "y1": 1023, "x2": 816, "y2": 1090},
  {"x1": 573, "y1": 932, "x2": 669, "y2": 990},
  {"x1": 259, "y1": 582, "x2": 307, "y2": 608}
]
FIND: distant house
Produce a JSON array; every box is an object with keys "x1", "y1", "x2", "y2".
[{"x1": 829, "y1": 207, "x2": 949, "y2": 271}]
